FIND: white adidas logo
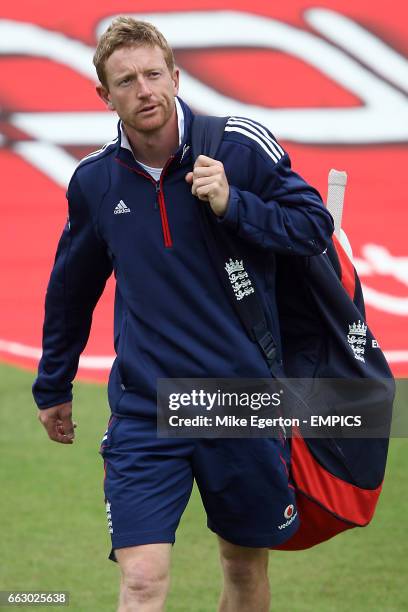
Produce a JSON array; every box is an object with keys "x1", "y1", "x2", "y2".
[{"x1": 114, "y1": 200, "x2": 131, "y2": 214}]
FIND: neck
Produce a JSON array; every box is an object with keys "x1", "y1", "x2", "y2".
[{"x1": 124, "y1": 109, "x2": 179, "y2": 168}]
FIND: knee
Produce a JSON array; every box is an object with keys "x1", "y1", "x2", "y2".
[
  {"x1": 121, "y1": 558, "x2": 169, "y2": 604},
  {"x1": 220, "y1": 555, "x2": 267, "y2": 587}
]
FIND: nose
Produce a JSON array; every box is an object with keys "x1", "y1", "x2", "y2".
[{"x1": 137, "y1": 77, "x2": 152, "y2": 98}]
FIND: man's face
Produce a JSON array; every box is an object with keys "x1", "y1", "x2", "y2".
[{"x1": 98, "y1": 44, "x2": 179, "y2": 134}]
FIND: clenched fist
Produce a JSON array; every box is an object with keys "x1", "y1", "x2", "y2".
[{"x1": 185, "y1": 155, "x2": 230, "y2": 217}]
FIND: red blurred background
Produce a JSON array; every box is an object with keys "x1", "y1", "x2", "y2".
[{"x1": 1, "y1": 0, "x2": 407, "y2": 379}]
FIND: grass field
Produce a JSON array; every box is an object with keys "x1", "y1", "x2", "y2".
[{"x1": 0, "y1": 362, "x2": 407, "y2": 611}]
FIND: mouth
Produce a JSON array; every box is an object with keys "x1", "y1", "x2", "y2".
[{"x1": 139, "y1": 105, "x2": 157, "y2": 114}]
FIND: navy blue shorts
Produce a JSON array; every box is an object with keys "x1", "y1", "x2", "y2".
[{"x1": 100, "y1": 415, "x2": 299, "y2": 560}]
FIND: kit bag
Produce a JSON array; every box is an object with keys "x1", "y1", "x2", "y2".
[{"x1": 191, "y1": 115, "x2": 395, "y2": 549}]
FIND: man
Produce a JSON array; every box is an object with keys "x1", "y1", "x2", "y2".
[{"x1": 33, "y1": 16, "x2": 333, "y2": 612}]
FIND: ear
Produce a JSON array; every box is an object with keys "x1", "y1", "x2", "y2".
[
  {"x1": 96, "y1": 84, "x2": 115, "y2": 110},
  {"x1": 172, "y1": 68, "x2": 180, "y2": 96}
]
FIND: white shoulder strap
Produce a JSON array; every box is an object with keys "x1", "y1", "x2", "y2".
[
  {"x1": 327, "y1": 169, "x2": 353, "y2": 261},
  {"x1": 327, "y1": 169, "x2": 347, "y2": 237}
]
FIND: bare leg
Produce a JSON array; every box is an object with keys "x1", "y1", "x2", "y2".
[
  {"x1": 217, "y1": 536, "x2": 270, "y2": 612},
  {"x1": 115, "y1": 543, "x2": 172, "y2": 612}
]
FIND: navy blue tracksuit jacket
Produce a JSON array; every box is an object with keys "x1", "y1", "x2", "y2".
[{"x1": 33, "y1": 98, "x2": 334, "y2": 417}]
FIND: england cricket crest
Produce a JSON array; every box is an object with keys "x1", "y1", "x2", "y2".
[
  {"x1": 347, "y1": 320, "x2": 368, "y2": 362},
  {"x1": 225, "y1": 258, "x2": 255, "y2": 301}
]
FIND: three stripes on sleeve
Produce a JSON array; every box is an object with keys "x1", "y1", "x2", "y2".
[{"x1": 225, "y1": 116, "x2": 285, "y2": 164}]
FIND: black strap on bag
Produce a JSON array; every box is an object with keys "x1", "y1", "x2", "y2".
[
  {"x1": 191, "y1": 115, "x2": 280, "y2": 373},
  {"x1": 191, "y1": 115, "x2": 227, "y2": 159}
]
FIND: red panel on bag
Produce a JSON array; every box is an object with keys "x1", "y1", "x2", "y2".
[
  {"x1": 290, "y1": 429, "x2": 382, "y2": 526},
  {"x1": 274, "y1": 491, "x2": 353, "y2": 550},
  {"x1": 332, "y1": 234, "x2": 356, "y2": 300}
]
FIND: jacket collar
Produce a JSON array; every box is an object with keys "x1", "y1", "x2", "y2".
[{"x1": 115, "y1": 96, "x2": 194, "y2": 170}]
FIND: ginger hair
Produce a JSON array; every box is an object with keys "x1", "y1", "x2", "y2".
[{"x1": 93, "y1": 16, "x2": 175, "y2": 88}]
